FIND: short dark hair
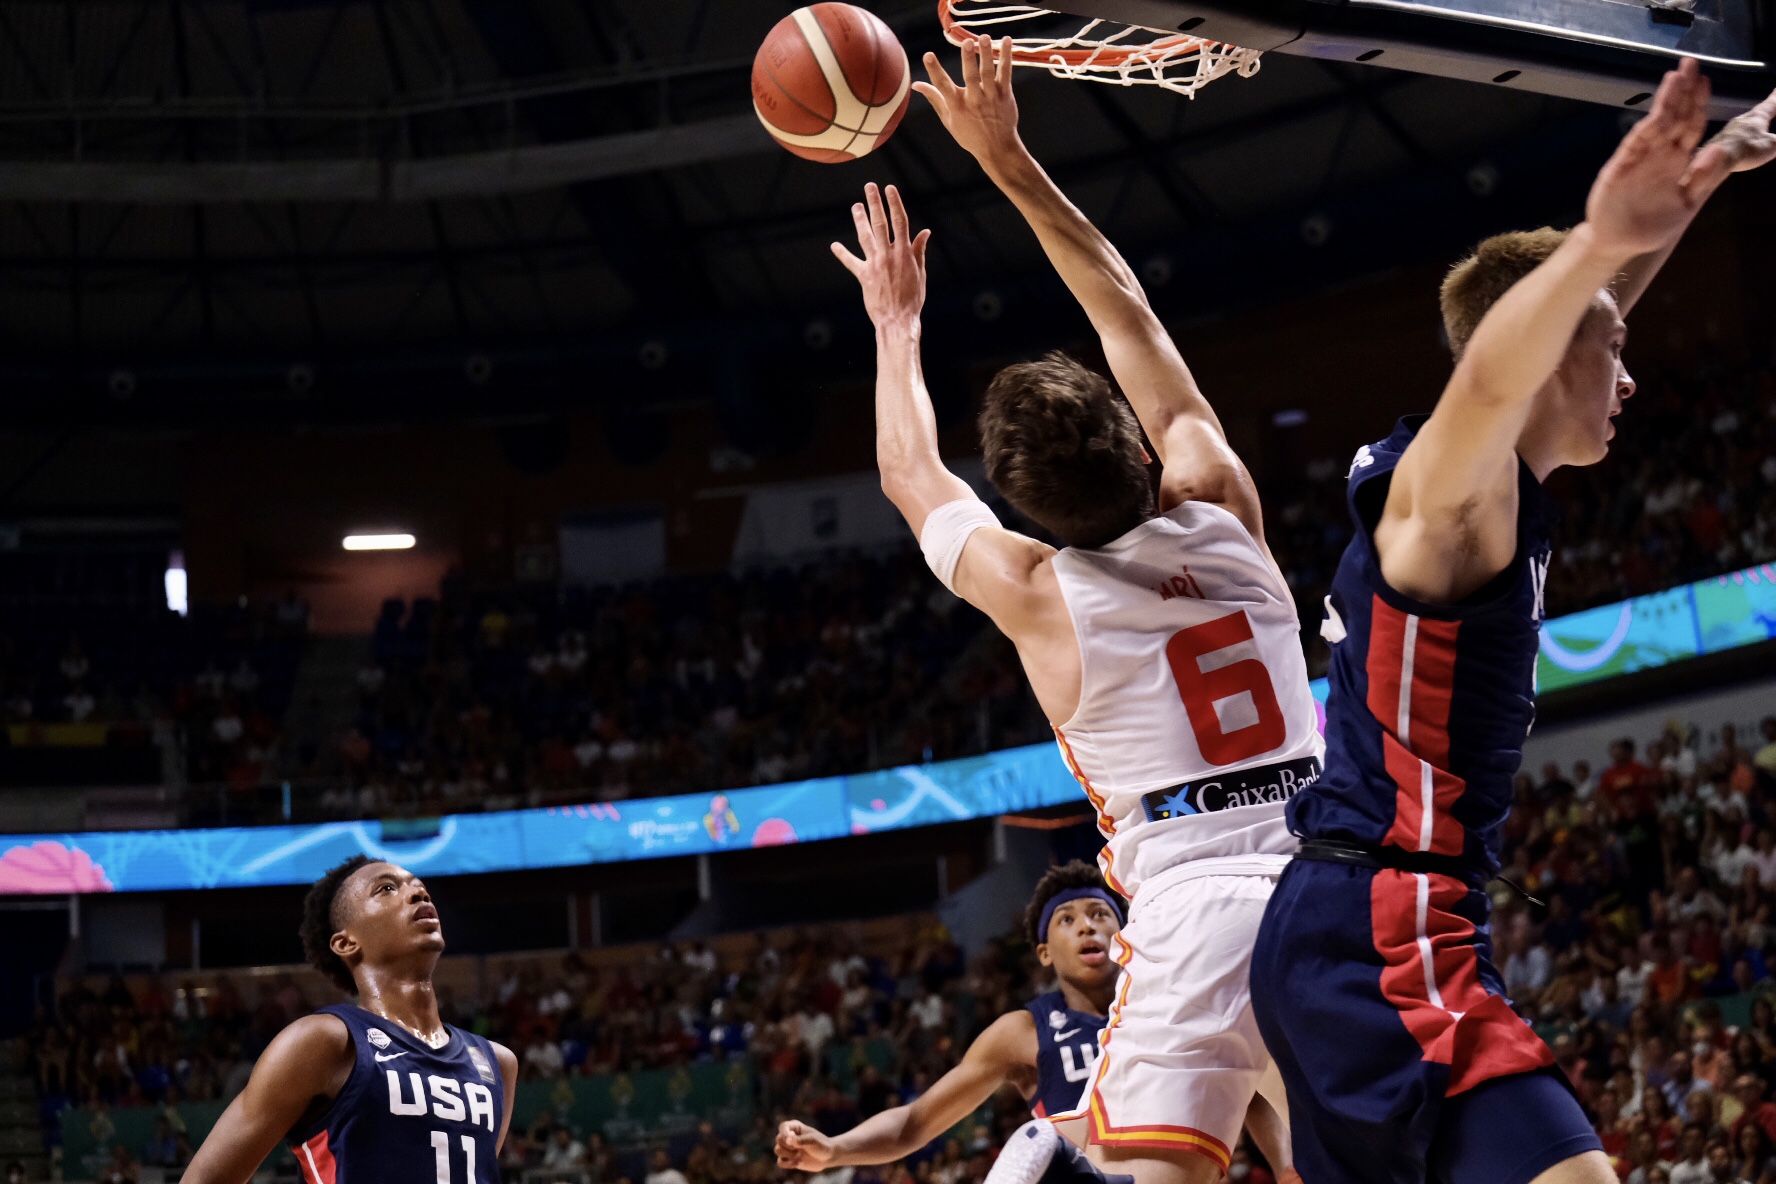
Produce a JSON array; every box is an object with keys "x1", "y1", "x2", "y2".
[
  {"x1": 979, "y1": 352, "x2": 1153, "y2": 548},
  {"x1": 1023, "y1": 859, "x2": 1121, "y2": 946},
  {"x1": 301, "y1": 855, "x2": 373, "y2": 994}
]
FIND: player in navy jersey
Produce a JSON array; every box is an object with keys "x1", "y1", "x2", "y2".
[
  {"x1": 773, "y1": 863, "x2": 1122, "y2": 1173},
  {"x1": 183, "y1": 856, "x2": 518, "y2": 1184},
  {"x1": 1250, "y1": 62, "x2": 1776, "y2": 1184},
  {"x1": 775, "y1": 862, "x2": 1296, "y2": 1179}
]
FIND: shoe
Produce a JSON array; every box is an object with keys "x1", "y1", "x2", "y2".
[{"x1": 983, "y1": 1119, "x2": 1135, "y2": 1184}]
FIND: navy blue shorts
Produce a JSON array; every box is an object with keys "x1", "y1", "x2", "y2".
[{"x1": 1250, "y1": 858, "x2": 1601, "y2": 1184}]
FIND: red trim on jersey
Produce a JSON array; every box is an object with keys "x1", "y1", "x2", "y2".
[
  {"x1": 1367, "y1": 597, "x2": 1466, "y2": 856},
  {"x1": 1364, "y1": 596, "x2": 1408, "y2": 733},
  {"x1": 1075, "y1": 932, "x2": 1233, "y2": 1170},
  {"x1": 1031, "y1": 1099, "x2": 1049, "y2": 1118},
  {"x1": 1400, "y1": 614, "x2": 1459, "y2": 767},
  {"x1": 1378, "y1": 734, "x2": 1466, "y2": 856},
  {"x1": 1053, "y1": 727, "x2": 1116, "y2": 839},
  {"x1": 298, "y1": 1130, "x2": 338, "y2": 1184},
  {"x1": 1370, "y1": 870, "x2": 1554, "y2": 1096},
  {"x1": 1052, "y1": 728, "x2": 1132, "y2": 899}
]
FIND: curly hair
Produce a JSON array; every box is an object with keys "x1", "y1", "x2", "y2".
[
  {"x1": 301, "y1": 855, "x2": 373, "y2": 994},
  {"x1": 1439, "y1": 227, "x2": 1571, "y2": 358},
  {"x1": 1023, "y1": 859, "x2": 1122, "y2": 947},
  {"x1": 979, "y1": 352, "x2": 1154, "y2": 549}
]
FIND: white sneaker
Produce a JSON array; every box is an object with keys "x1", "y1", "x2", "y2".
[
  {"x1": 983, "y1": 1120, "x2": 1065, "y2": 1184},
  {"x1": 982, "y1": 1119, "x2": 1134, "y2": 1184}
]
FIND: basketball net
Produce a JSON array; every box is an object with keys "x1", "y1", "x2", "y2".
[{"x1": 938, "y1": 0, "x2": 1262, "y2": 98}]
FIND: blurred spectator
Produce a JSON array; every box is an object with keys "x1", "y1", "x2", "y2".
[
  {"x1": 540, "y1": 1126, "x2": 588, "y2": 1177},
  {"x1": 645, "y1": 1149, "x2": 689, "y2": 1184}
]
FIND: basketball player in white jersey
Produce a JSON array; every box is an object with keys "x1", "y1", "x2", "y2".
[{"x1": 830, "y1": 35, "x2": 1320, "y2": 1184}]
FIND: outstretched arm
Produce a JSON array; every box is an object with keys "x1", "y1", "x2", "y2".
[
  {"x1": 776, "y1": 1011, "x2": 1031, "y2": 1170},
  {"x1": 1614, "y1": 85, "x2": 1776, "y2": 314},
  {"x1": 834, "y1": 183, "x2": 1055, "y2": 638},
  {"x1": 914, "y1": 35, "x2": 1264, "y2": 539},
  {"x1": 181, "y1": 1016, "x2": 352, "y2": 1184},
  {"x1": 1378, "y1": 59, "x2": 1716, "y2": 604}
]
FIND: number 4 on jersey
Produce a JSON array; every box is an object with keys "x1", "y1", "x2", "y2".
[{"x1": 1165, "y1": 611, "x2": 1286, "y2": 766}]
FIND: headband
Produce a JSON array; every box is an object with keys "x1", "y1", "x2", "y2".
[{"x1": 1035, "y1": 887, "x2": 1123, "y2": 945}]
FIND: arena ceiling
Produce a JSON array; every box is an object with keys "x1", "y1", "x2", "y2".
[{"x1": 0, "y1": 0, "x2": 1627, "y2": 418}]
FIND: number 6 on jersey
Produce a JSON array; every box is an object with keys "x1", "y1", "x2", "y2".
[{"x1": 1166, "y1": 611, "x2": 1287, "y2": 765}]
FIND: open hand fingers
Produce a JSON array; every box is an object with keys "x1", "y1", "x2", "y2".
[
  {"x1": 1643, "y1": 65, "x2": 1686, "y2": 136},
  {"x1": 911, "y1": 79, "x2": 948, "y2": 119},
  {"x1": 830, "y1": 241, "x2": 864, "y2": 276},
  {"x1": 1649, "y1": 59, "x2": 1708, "y2": 149},
  {"x1": 849, "y1": 200, "x2": 873, "y2": 255},
  {"x1": 913, "y1": 227, "x2": 931, "y2": 265},
  {"x1": 962, "y1": 33, "x2": 984, "y2": 89},
  {"x1": 864, "y1": 182, "x2": 889, "y2": 245},
  {"x1": 885, "y1": 184, "x2": 910, "y2": 244},
  {"x1": 921, "y1": 50, "x2": 959, "y2": 101},
  {"x1": 1679, "y1": 141, "x2": 1729, "y2": 197},
  {"x1": 996, "y1": 35, "x2": 1015, "y2": 87},
  {"x1": 1672, "y1": 61, "x2": 1711, "y2": 151}
]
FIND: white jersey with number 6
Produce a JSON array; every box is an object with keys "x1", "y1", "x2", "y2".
[{"x1": 1050, "y1": 500, "x2": 1324, "y2": 899}]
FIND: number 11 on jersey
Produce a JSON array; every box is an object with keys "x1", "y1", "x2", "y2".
[{"x1": 431, "y1": 1130, "x2": 476, "y2": 1183}]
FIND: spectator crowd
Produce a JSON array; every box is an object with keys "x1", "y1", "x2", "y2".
[
  {"x1": 24, "y1": 713, "x2": 1776, "y2": 1183},
  {"x1": 1, "y1": 351, "x2": 1770, "y2": 829},
  {"x1": 0, "y1": 585, "x2": 307, "y2": 820},
  {"x1": 300, "y1": 349, "x2": 1776, "y2": 825}
]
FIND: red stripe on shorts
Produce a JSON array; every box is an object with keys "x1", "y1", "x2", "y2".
[{"x1": 1371, "y1": 869, "x2": 1554, "y2": 1096}]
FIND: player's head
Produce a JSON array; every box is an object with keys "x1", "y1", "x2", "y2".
[
  {"x1": 1023, "y1": 860, "x2": 1124, "y2": 991},
  {"x1": 301, "y1": 856, "x2": 444, "y2": 994},
  {"x1": 979, "y1": 352, "x2": 1154, "y2": 548},
  {"x1": 1441, "y1": 227, "x2": 1634, "y2": 469}
]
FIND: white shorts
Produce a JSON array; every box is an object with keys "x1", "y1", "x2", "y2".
[{"x1": 1055, "y1": 865, "x2": 1288, "y2": 1173}]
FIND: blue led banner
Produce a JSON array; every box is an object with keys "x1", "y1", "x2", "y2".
[
  {"x1": 0, "y1": 746, "x2": 1080, "y2": 896},
  {"x1": 2, "y1": 562, "x2": 1770, "y2": 896},
  {"x1": 844, "y1": 743, "x2": 1077, "y2": 835},
  {"x1": 1307, "y1": 560, "x2": 1776, "y2": 700},
  {"x1": 1537, "y1": 561, "x2": 1775, "y2": 693}
]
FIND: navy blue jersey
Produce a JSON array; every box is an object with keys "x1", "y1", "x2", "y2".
[
  {"x1": 1286, "y1": 417, "x2": 1554, "y2": 875},
  {"x1": 288, "y1": 1004, "x2": 505, "y2": 1184},
  {"x1": 1024, "y1": 991, "x2": 1104, "y2": 1117}
]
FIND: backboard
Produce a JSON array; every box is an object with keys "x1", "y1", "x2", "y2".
[{"x1": 1044, "y1": 0, "x2": 1775, "y2": 114}]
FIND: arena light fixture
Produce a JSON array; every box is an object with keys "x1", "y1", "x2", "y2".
[
  {"x1": 342, "y1": 533, "x2": 416, "y2": 552},
  {"x1": 164, "y1": 551, "x2": 188, "y2": 617}
]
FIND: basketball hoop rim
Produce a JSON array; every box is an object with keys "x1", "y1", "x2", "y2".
[{"x1": 937, "y1": 0, "x2": 1225, "y2": 66}]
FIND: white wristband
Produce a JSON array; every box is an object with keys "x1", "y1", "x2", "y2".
[{"x1": 919, "y1": 499, "x2": 1000, "y2": 595}]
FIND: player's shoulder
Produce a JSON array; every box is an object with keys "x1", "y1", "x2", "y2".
[
  {"x1": 1347, "y1": 416, "x2": 1425, "y2": 487},
  {"x1": 283, "y1": 1010, "x2": 355, "y2": 1051},
  {"x1": 972, "y1": 1007, "x2": 1038, "y2": 1067},
  {"x1": 256, "y1": 1012, "x2": 356, "y2": 1087},
  {"x1": 486, "y1": 1039, "x2": 519, "y2": 1080}
]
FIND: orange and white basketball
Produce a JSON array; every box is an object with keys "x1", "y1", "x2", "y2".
[{"x1": 751, "y1": 4, "x2": 911, "y2": 163}]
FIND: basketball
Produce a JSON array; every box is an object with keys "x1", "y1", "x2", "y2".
[{"x1": 751, "y1": 3, "x2": 911, "y2": 163}]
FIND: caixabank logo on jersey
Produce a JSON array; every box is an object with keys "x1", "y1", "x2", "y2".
[{"x1": 1141, "y1": 756, "x2": 1323, "y2": 822}]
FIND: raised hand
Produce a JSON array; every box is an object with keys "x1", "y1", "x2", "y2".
[
  {"x1": 1586, "y1": 58, "x2": 1715, "y2": 258},
  {"x1": 913, "y1": 33, "x2": 1023, "y2": 167},
  {"x1": 1685, "y1": 84, "x2": 1776, "y2": 191},
  {"x1": 831, "y1": 182, "x2": 932, "y2": 330},
  {"x1": 774, "y1": 1119, "x2": 835, "y2": 1172}
]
